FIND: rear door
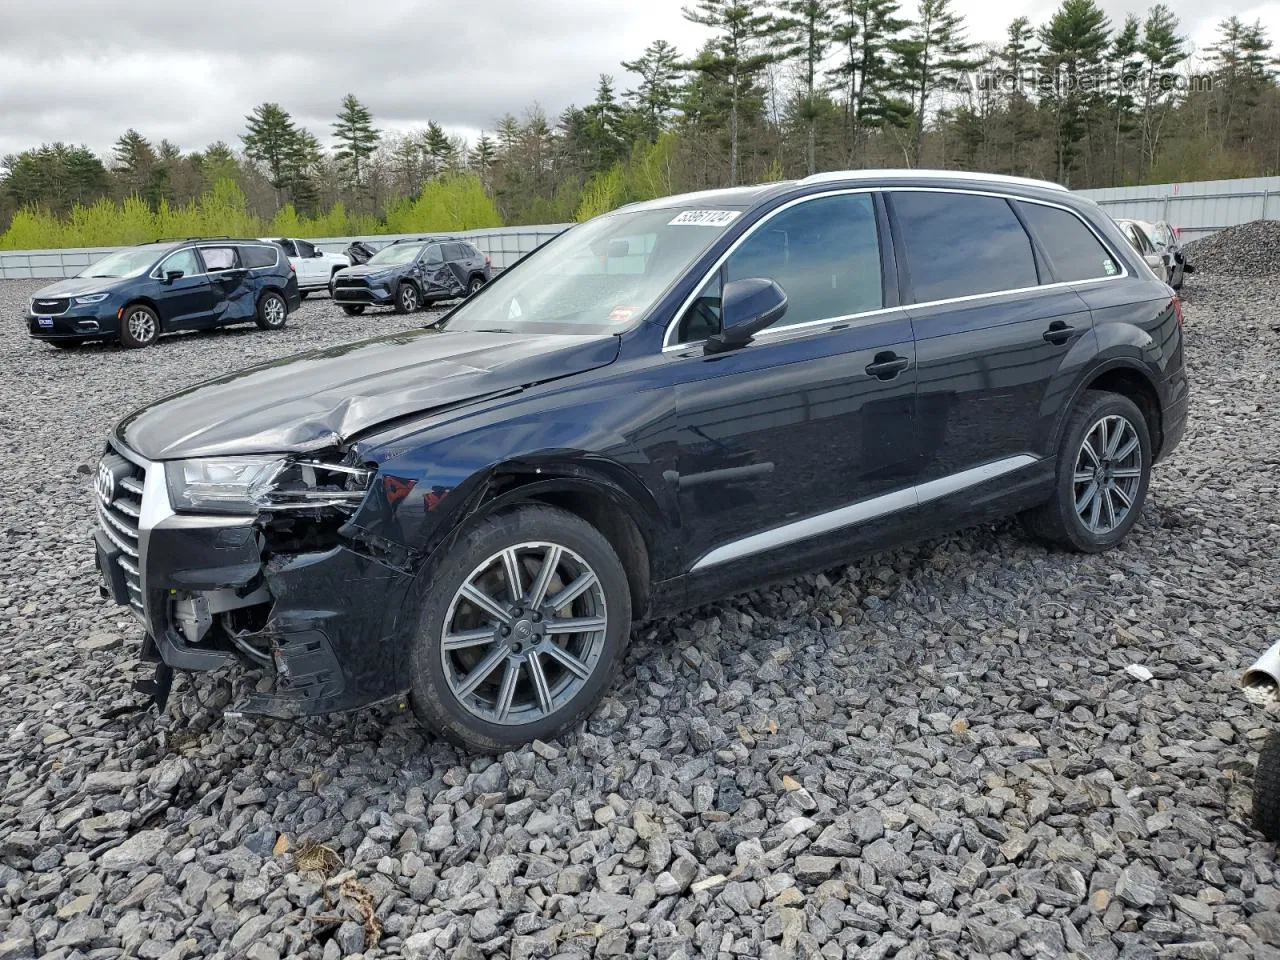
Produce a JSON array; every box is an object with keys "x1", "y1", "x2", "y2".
[
  {"x1": 150, "y1": 247, "x2": 214, "y2": 329},
  {"x1": 200, "y1": 245, "x2": 254, "y2": 322},
  {"x1": 888, "y1": 189, "x2": 1095, "y2": 499},
  {"x1": 668, "y1": 191, "x2": 920, "y2": 580},
  {"x1": 422, "y1": 243, "x2": 464, "y2": 298}
]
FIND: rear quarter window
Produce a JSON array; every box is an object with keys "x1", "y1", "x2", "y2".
[
  {"x1": 239, "y1": 245, "x2": 279, "y2": 269},
  {"x1": 1016, "y1": 202, "x2": 1120, "y2": 282}
]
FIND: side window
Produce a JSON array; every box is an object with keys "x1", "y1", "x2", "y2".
[
  {"x1": 424, "y1": 245, "x2": 444, "y2": 264},
  {"x1": 673, "y1": 193, "x2": 882, "y2": 343},
  {"x1": 891, "y1": 191, "x2": 1037, "y2": 301},
  {"x1": 157, "y1": 248, "x2": 200, "y2": 278},
  {"x1": 201, "y1": 247, "x2": 238, "y2": 272},
  {"x1": 239, "y1": 245, "x2": 278, "y2": 269},
  {"x1": 1016, "y1": 201, "x2": 1120, "y2": 282},
  {"x1": 273, "y1": 239, "x2": 296, "y2": 257},
  {"x1": 294, "y1": 239, "x2": 316, "y2": 258}
]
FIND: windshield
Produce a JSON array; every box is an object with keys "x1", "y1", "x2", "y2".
[
  {"x1": 445, "y1": 206, "x2": 744, "y2": 336},
  {"x1": 367, "y1": 243, "x2": 424, "y2": 266},
  {"x1": 79, "y1": 247, "x2": 164, "y2": 279}
]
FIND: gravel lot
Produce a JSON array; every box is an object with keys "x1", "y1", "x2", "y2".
[{"x1": 1, "y1": 275, "x2": 1277, "y2": 960}]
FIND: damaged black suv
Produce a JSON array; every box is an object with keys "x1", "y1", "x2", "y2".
[
  {"x1": 329, "y1": 237, "x2": 490, "y2": 315},
  {"x1": 95, "y1": 170, "x2": 1187, "y2": 751}
]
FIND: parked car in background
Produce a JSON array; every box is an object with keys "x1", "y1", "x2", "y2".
[
  {"x1": 95, "y1": 170, "x2": 1186, "y2": 750},
  {"x1": 344, "y1": 240, "x2": 380, "y2": 266},
  {"x1": 27, "y1": 239, "x2": 300, "y2": 349},
  {"x1": 330, "y1": 236, "x2": 492, "y2": 315},
  {"x1": 1115, "y1": 218, "x2": 1193, "y2": 289},
  {"x1": 261, "y1": 237, "x2": 349, "y2": 297}
]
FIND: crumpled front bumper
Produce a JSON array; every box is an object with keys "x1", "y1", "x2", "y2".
[{"x1": 94, "y1": 445, "x2": 417, "y2": 718}]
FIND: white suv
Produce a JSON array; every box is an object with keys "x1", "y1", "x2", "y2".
[{"x1": 261, "y1": 238, "x2": 350, "y2": 297}]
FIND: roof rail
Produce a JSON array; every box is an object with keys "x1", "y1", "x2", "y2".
[
  {"x1": 799, "y1": 169, "x2": 1069, "y2": 192},
  {"x1": 140, "y1": 236, "x2": 240, "y2": 245},
  {"x1": 390, "y1": 235, "x2": 450, "y2": 245}
]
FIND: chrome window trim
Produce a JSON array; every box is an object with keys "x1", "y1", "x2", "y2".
[
  {"x1": 690, "y1": 454, "x2": 1039, "y2": 571},
  {"x1": 662, "y1": 186, "x2": 1129, "y2": 353},
  {"x1": 149, "y1": 246, "x2": 206, "y2": 281}
]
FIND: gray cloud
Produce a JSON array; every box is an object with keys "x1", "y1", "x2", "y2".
[{"x1": 0, "y1": 0, "x2": 1275, "y2": 160}]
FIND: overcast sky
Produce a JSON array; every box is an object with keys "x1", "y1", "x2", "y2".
[{"x1": 2, "y1": 0, "x2": 1278, "y2": 161}]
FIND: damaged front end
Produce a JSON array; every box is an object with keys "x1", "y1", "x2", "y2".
[{"x1": 96, "y1": 442, "x2": 418, "y2": 719}]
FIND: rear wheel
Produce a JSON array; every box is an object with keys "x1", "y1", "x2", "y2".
[
  {"x1": 341, "y1": 304, "x2": 365, "y2": 316},
  {"x1": 1023, "y1": 390, "x2": 1151, "y2": 552},
  {"x1": 409, "y1": 505, "x2": 631, "y2": 752},
  {"x1": 467, "y1": 276, "x2": 485, "y2": 296},
  {"x1": 394, "y1": 282, "x2": 420, "y2": 314},
  {"x1": 119, "y1": 305, "x2": 159, "y2": 349},
  {"x1": 255, "y1": 291, "x2": 288, "y2": 330}
]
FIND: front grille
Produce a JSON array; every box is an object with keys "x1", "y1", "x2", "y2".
[
  {"x1": 31, "y1": 297, "x2": 70, "y2": 316},
  {"x1": 96, "y1": 453, "x2": 146, "y2": 617},
  {"x1": 332, "y1": 282, "x2": 376, "y2": 303}
]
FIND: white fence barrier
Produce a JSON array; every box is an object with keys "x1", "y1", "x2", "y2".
[
  {"x1": 5, "y1": 174, "x2": 1280, "y2": 279},
  {"x1": 0, "y1": 225, "x2": 571, "y2": 281}
]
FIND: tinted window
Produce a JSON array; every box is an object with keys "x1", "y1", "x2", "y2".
[
  {"x1": 1016, "y1": 201, "x2": 1120, "y2": 282},
  {"x1": 201, "y1": 247, "x2": 238, "y2": 271},
  {"x1": 156, "y1": 248, "x2": 200, "y2": 278},
  {"x1": 240, "y1": 245, "x2": 278, "y2": 269},
  {"x1": 272, "y1": 238, "x2": 297, "y2": 257},
  {"x1": 892, "y1": 192, "x2": 1037, "y2": 301},
  {"x1": 294, "y1": 239, "x2": 316, "y2": 258},
  {"x1": 425, "y1": 245, "x2": 444, "y2": 264}
]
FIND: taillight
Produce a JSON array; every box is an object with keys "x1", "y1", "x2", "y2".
[
  {"x1": 1172, "y1": 297, "x2": 1184, "y2": 327},
  {"x1": 289, "y1": 261, "x2": 296, "y2": 273},
  {"x1": 485, "y1": 255, "x2": 492, "y2": 267}
]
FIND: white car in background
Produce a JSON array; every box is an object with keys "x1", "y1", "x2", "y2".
[{"x1": 260, "y1": 238, "x2": 350, "y2": 298}]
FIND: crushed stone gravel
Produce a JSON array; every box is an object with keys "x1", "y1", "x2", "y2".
[
  {"x1": 1184, "y1": 220, "x2": 1280, "y2": 276},
  {"x1": 1, "y1": 274, "x2": 1277, "y2": 960}
]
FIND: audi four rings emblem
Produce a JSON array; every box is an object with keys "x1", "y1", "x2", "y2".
[{"x1": 95, "y1": 462, "x2": 115, "y2": 506}]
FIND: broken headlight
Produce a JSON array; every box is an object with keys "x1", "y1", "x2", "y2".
[{"x1": 165, "y1": 456, "x2": 373, "y2": 515}]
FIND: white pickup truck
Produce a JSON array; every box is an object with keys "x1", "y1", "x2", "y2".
[{"x1": 260, "y1": 238, "x2": 350, "y2": 297}]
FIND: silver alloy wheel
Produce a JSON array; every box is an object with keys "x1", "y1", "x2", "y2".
[
  {"x1": 263, "y1": 295, "x2": 286, "y2": 326},
  {"x1": 401, "y1": 285, "x2": 419, "y2": 311},
  {"x1": 127, "y1": 309, "x2": 155, "y2": 343},
  {"x1": 469, "y1": 277, "x2": 483, "y2": 295},
  {"x1": 440, "y1": 541, "x2": 608, "y2": 726},
  {"x1": 1073, "y1": 414, "x2": 1143, "y2": 534}
]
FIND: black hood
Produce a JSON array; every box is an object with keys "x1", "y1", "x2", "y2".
[
  {"x1": 117, "y1": 329, "x2": 620, "y2": 460},
  {"x1": 32, "y1": 276, "x2": 128, "y2": 299}
]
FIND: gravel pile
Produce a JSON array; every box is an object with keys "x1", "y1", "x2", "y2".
[
  {"x1": 1184, "y1": 219, "x2": 1280, "y2": 276},
  {"x1": 1, "y1": 277, "x2": 1278, "y2": 960}
]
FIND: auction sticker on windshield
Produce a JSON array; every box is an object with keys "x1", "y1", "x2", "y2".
[{"x1": 669, "y1": 210, "x2": 741, "y2": 227}]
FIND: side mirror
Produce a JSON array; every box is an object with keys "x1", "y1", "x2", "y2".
[
  {"x1": 314, "y1": 249, "x2": 324, "y2": 257},
  {"x1": 705, "y1": 278, "x2": 788, "y2": 354},
  {"x1": 165, "y1": 270, "x2": 184, "y2": 282}
]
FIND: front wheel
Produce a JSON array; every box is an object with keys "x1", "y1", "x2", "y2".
[
  {"x1": 409, "y1": 505, "x2": 632, "y2": 752},
  {"x1": 255, "y1": 291, "x2": 288, "y2": 330},
  {"x1": 394, "y1": 282, "x2": 420, "y2": 314},
  {"x1": 119, "y1": 304, "x2": 159, "y2": 349},
  {"x1": 1022, "y1": 390, "x2": 1152, "y2": 552},
  {"x1": 341, "y1": 304, "x2": 365, "y2": 316}
]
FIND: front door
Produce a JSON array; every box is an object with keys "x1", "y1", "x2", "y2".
[
  {"x1": 150, "y1": 248, "x2": 214, "y2": 329},
  {"x1": 668, "y1": 191, "x2": 920, "y2": 582}
]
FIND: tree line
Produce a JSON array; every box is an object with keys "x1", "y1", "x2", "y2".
[{"x1": 3, "y1": 0, "x2": 1279, "y2": 248}]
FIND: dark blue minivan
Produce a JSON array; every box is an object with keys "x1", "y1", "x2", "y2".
[
  {"x1": 26, "y1": 239, "x2": 300, "y2": 348},
  {"x1": 93, "y1": 171, "x2": 1187, "y2": 750}
]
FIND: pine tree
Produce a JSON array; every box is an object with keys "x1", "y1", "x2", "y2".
[
  {"x1": 1108, "y1": 15, "x2": 1142, "y2": 181},
  {"x1": 775, "y1": 0, "x2": 837, "y2": 174},
  {"x1": 585, "y1": 75, "x2": 628, "y2": 171},
  {"x1": 682, "y1": 1, "x2": 778, "y2": 184},
  {"x1": 496, "y1": 114, "x2": 521, "y2": 153},
  {"x1": 828, "y1": 0, "x2": 911, "y2": 164},
  {"x1": 894, "y1": 0, "x2": 976, "y2": 166},
  {"x1": 421, "y1": 121, "x2": 457, "y2": 177},
  {"x1": 469, "y1": 133, "x2": 498, "y2": 187},
  {"x1": 112, "y1": 129, "x2": 158, "y2": 201},
  {"x1": 1038, "y1": 0, "x2": 1111, "y2": 183},
  {"x1": 285, "y1": 128, "x2": 322, "y2": 212},
  {"x1": 332, "y1": 94, "x2": 380, "y2": 188},
  {"x1": 242, "y1": 103, "x2": 301, "y2": 197},
  {"x1": 1137, "y1": 5, "x2": 1185, "y2": 173},
  {"x1": 623, "y1": 40, "x2": 684, "y2": 140}
]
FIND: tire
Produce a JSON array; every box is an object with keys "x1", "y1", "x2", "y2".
[
  {"x1": 1022, "y1": 390, "x2": 1152, "y2": 552},
  {"x1": 467, "y1": 276, "x2": 485, "y2": 296},
  {"x1": 394, "y1": 282, "x2": 421, "y2": 314},
  {"x1": 255, "y1": 291, "x2": 288, "y2": 331},
  {"x1": 1255, "y1": 732, "x2": 1280, "y2": 842},
  {"x1": 119, "y1": 304, "x2": 159, "y2": 349},
  {"x1": 409, "y1": 504, "x2": 632, "y2": 752},
  {"x1": 342, "y1": 304, "x2": 365, "y2": 316}
]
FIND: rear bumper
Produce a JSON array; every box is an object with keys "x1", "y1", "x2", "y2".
[{"x1": 1158, "y1": 391, "x2": 1188, "y2": 462}]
